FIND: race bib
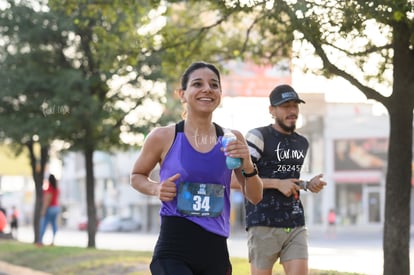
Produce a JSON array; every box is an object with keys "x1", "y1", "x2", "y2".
[{"x1": 177, "y1": 182, "x2": 225, "y2": 217}]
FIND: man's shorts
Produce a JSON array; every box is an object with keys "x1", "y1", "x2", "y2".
[{"x1": 247, "y1": 226, "x2": 308, "y2": 269}]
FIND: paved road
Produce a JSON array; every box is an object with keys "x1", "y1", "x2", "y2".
[{"x1": 15, "y1": 225, "x2": 414, "y2": 275}]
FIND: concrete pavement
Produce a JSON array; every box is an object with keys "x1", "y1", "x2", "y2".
[{"x1": 0, "y1": 261, "x2": 51, "y2": 275}]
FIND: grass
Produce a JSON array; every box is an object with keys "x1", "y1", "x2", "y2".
[{"x1": 0, "y1": 239, "x2": 364, "y2": 275}]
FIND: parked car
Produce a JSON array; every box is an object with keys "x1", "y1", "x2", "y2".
[{"x1": 98, "y1": 216, "x2": 142, "y2": 232}]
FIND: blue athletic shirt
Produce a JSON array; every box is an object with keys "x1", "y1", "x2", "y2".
[
  {"x1": 159, "y1": 121, "x2": 232, "y2": 237},
  {"x1": 245, "y1": 125, "x2": 309, "y2": 229}
]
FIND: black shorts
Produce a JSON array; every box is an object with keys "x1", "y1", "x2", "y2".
[{"x1": 150, "y1": 216, "x2": 232, "y2": 275}]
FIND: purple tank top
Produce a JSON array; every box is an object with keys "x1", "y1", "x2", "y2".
[{"x1": 159, "y1": 128, "x2": 232, "y2": 237}]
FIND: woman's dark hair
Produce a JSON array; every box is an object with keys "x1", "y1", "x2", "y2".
[
  {"x1": 48, "y1": 174, "x2": 57, "y2": 189},
  {"x1": 180, "y1": 61, "x2": 221, "y2": 90}
]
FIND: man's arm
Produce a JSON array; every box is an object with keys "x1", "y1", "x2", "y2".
[{"x1": 261, "y1": 178, "x2": 300, "y2": 198}]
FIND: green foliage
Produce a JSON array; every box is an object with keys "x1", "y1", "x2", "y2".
[
  {"x1": 159, "y1": 1, "x2": 293, "y2": 73},
  {"x1": 0, "y1": 0, "x2": 171, "y2": 151},
  {"x1": 44, "y1": 0, "x2": 166, "y2": 149},
  {"x1": 150, "y1": 1, "x2": 297, "y2": 125},
  {"x1": 0, "y1": 1, "x2": 70, "y2": 145}
]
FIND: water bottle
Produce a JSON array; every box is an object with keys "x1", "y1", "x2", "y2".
[{"x1": 222, "y1": 130, "x2": 242, "y2": 170}]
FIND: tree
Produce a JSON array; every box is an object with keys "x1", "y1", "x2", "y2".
[
  {"x1": 265, "y1": 3, "x2": 413, "y2": 274},
  {"x1": 46, "y1": 0, "x2": 173, "y2": 247},
  {"x1": 0, "y1": 1, "x2": 69, "y2": 243},
  {"x1": 159, "y1": 1, "x2": 413, "y2": 274},
  {"x1": 0, "y1": 0, "x2": 168, "y2": 248},
  {"x1": 278, "y1": 3, "x2": 413, "y2": 273}
]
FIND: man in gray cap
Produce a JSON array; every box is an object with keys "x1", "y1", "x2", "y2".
[{"x1": 244, "y1": 84, "x2": 326, "y2": 275}]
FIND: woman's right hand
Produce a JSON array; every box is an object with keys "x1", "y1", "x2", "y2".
[{"x1": 158, "y1": 173, "x2": 180, "y2": 202}]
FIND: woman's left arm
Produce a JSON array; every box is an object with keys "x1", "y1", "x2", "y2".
[
  {"x1": 41, "y1": 192, "x2": 52, "y2": 216},
  {"x1": 225, "y1": 130, "x2": 263, "y2": 205}
]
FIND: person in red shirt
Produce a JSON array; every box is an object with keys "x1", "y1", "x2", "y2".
[
  {"x1": 10, "y1": 205, "x2": 19, "y2": 239},
  {"x1": 37, "y1": 174, "x2": 60, "y2": 246}
]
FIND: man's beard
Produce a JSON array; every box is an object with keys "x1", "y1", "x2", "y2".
[{"x1": 276, "y1": 117, "x2": 296, "y2": 133}]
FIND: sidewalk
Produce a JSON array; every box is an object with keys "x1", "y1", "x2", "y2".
[{"x1": 0, "y1": 260, "x2": 51, "y2": 275}]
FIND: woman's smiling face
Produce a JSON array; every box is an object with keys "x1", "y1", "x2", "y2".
[{"x1": 180, "y1": 67, "x2": 222, "y2": 115}]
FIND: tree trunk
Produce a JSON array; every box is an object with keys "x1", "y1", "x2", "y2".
[
  {"x1": 27, "y1": 142, "x2": 49, "y2": 244},
  {"x1": 85, "y1": 146, "x2": 97, "y2": 248},
  {"x1": 383, "y1": 21, "x2": 414, "y2": 275},
  {"x1": 383, "y1": 105, "x2": 412, "y2": 275}
]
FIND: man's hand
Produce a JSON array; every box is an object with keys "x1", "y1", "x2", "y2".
[
  {"x1": 307, "y1": 174, "x2": 326, "y2": 193},
  {"x1": 277, "y1": 179, "x2": 300, "y2": 198}
]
